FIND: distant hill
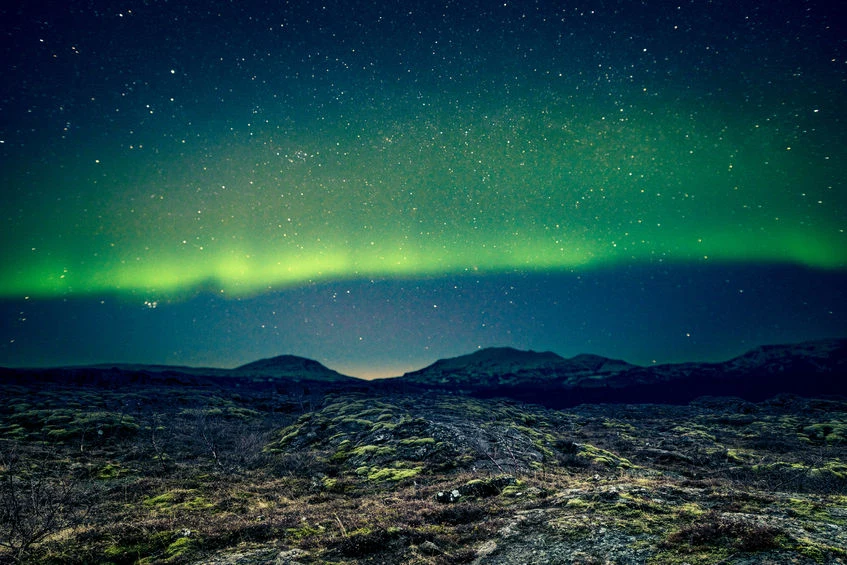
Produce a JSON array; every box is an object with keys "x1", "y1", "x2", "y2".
[
  {"x1": 392, "y1": 339, "x2": 847, "y2": 407},
  {"x1": 398, "y1": 347, "x2": 635, "y2": 389},
  {"x1": 0, "y1": 354, "x2": 361, "y2": 388},
  {"x1": 232, "y1": 354, "x2": 360, "y2": 383},
  {"x1": 2, "y1": 339, "x2": 845, "y2": 406},
  {"x1": 721, "y1": 339, "x2": 846, "y2": 375}
]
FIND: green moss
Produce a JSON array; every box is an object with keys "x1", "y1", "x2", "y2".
[
  {"x1": 142, "y1": 490, "x2": 211, "y2": 512},
  {"x1": 338, "y1": 417, "x2": 377, "y2": 428},
  {"x1": 501, "y1": 485, "x2": 524, "y2": 497},
  {"x1": 0, "y1": 423, "x2": 26, "y2": 439},
  {"x1": 603, "y1": 420, "x2": 636, "y2": 433},
  {"x1": 143, "y1": 491, "x2": 177, "y2": 507},
  {"x1": 794, "y1": 537, "x2": 847, "y2": 563},
  {"x1": 809, "y1": 460, "x2": 847, "y2": 481},
  {"x1": 513, "y1": 425, "x2": 555, "y2": 458},
  {"x1": 753, "y1": 461, "x2": 808, "y2": 474},
  {"x1": 798, "y1": 542, "x2": 827, "y2": 563},
  {"x1": 44, "y1": 410, "x2": 75, "y2": 424},
  {"x1": 180, "y1": 407, "x2": 224, "y2": 417},
  {"x1": 802, "y1": 422, "x2": 847, "y2": 445},
  {"x1": 330, "y1": 448, "x2": 351, "y2": 463},
  {"x1": 566, "y1": 497, "x2": 592, "y2": 508},
  {"x1": 12, "y1": 408, "x2": 138, "y2": 443},
  {"x1": 350, "y1": 444, "x2": 396, "y2": 457},
  {"x1": 676, "y1": 502, "x2": 706, "y2": 518},
  {"x1": 370, "y1": 421, "x2": 398, "y2": 431},
  {"x1": 322, "y1": 477, "x2": 338, "y2": 490},
  {"x1": 181, "y1": 496, "x2": 212, "y2": 511},
  {"x1": 227, "y1": 406, "x2": 260, "y2": 419},
  {"x1": 265, "y1": 423, "x2": 304, "y2": 450},
  {"x1": 671, "y1": 425, "x2": 717, "y2": 442},
  {"x1": 785, "y1": 497, "x2": 842, "y2": 524},
  {"x1": 103, "y1": 544, "x2": 124, "y2": 558},
  {"x1": 577, "y1": 443, "x2": 633, "y2": 468},
  {"x1": 8, "y1": 402, "x2": 32, "y2": 413},
  {"x1": 398, "y1": 437, "x2": 436, "y2": 446},
  {"x1": 165, "y1": 536, "x2": 196, "y2": 559},
  {"x1": 352, "y1": 408, "x2": 389, "y2": 419},
  {"x1": 725, "y1": 449, "x2": 756, "y2": 464},
  {"x1": 103, "y1": 530, "x2": 175, "y2": 562},
  {"x1": 46, "y1": 427, "x2": 82, "y2": 440},
  {"x1": 97, "y1": 461, "x2": 129, "y2": 480},
  {"x1": 367, "y1": 466, "x2": 422, "y2": 482},
  {"x1": 286, "y1": 525, "x2": 323, "y2": 540}
]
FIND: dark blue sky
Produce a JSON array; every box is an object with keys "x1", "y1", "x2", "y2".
[
  {"x1": 2, "y1": 265, "x2": 844, "y2": 378},
  {"x1": 1, "y1": 0, "x2": 845, "y2": 377}
]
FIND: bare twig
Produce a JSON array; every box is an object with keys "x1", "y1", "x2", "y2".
[{"x1": 334, "y1": 513, "x2": 348, "y2": 538}]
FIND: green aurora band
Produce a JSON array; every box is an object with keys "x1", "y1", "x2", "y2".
[{"x1": 3, "y1": 93, "x2": 845, "y2": 299}]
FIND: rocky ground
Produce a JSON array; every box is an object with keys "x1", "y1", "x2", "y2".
[{"x1": 1, "y1": 381, "x2": 846, "y2": 564}]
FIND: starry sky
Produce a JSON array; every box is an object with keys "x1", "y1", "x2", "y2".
[{"x1": 1, "y1": 0, "x2": 845, "y2": 378}]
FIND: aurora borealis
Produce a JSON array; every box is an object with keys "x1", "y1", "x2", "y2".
[{"x1": 1, "y1": 0, "x2": 845, "y2": 377}]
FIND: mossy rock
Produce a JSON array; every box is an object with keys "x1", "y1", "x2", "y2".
[
  {"x1": 350, "y1": 444, "x2": 396, "y2": 457},
  {"x1": 398, "y1": 437, "x2": 437, "y2": 446},
  {"x1": 671, "y1": 425, "x2": 717, "y2": 442},
  {"x1": 458, "y1": 476, "x2": 517, "y2": 498},
  {"x1": 165, "y1": 535, "x2": 197, "y2": 560},
  {"x1": 226, "y1": 406, "x2": 261, "y2": 419},
  {"x1": 0, "y1": 423, "x2": 27, "y2": 439},
  {"x1": 370, "y1": 420, "x2": 399, "y2": 431},
  {"x1": 143, "y1": 491, "x2": 178, "y2": 507},
  {"x1": 97, "y1": 461, "x2": 130, "y2": 480},
  {"x1": 143, "y1": 489, "x2": 212, "y2": 512},
  {"x1": 500, "y1": 485, "x2": 524, "y2": 497},
  {"x1": 801, "y1": 422, "x2": 847, "y2": 445},
  {"x1": 46, "y1": 426, "x2": 82, "y2": 440},
  {"x1": 366, "y1": 466, "x2": 422, "y2": 482},
  {"x1": 321, "y1": 477, "x2": 343, "y2": 492},
  {"x1": 576, "y1": 443, "x2": 634, "y2": 468},
  {"x1": 264, "y1": 423, "x2": 306, "y2": 450},
  {"x1": 103, "y1": 530, "x2": 177, "y2": 562},
  {"x1": 337, "y1": 417, "x2": 378, "y2": 430},
  {"x1": 725, "y1": 448, "x2": 757, "y2": 464},
  {"x1": 286, "y1": 525, "x2": 323, "y2": 541}
]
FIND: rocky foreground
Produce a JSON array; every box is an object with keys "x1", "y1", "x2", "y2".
[{"x1": 1, "y1": 379, "x2": 846, "y2": 564}]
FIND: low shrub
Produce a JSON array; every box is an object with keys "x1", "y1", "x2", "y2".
[{"x1": 664, "y1": 512, "x2": 785, "y2": 552}]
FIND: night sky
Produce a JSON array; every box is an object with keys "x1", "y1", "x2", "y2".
[{"x1": 1, "y1": 0, "x2": 845, "y2": 378}]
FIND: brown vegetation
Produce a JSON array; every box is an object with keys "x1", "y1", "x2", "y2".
[{"x1": 1, "y1": 380, "x2": 846, "y2": 564}]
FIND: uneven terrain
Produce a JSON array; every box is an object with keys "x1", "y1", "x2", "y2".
[{"x1": 1, "y1": 376, "x2": 846, "y2": 564}]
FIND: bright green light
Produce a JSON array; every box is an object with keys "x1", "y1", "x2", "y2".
[{"x1": 2, "y1": 95, "x2": 844, "y2": 299}]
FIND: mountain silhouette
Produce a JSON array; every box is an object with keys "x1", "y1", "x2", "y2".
[
  {"x1": 392, "y1": 339, "x2": 847, "y2": 407},
  {"x1": 233, "y1": 354, "x2": 359, "y2": 383},
  {"x1": 1, "y1": 339, "x2": 845, "y2": 406},
  {"x1": 398, "y1": 346, "x2": 636, "y2": 388}
]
